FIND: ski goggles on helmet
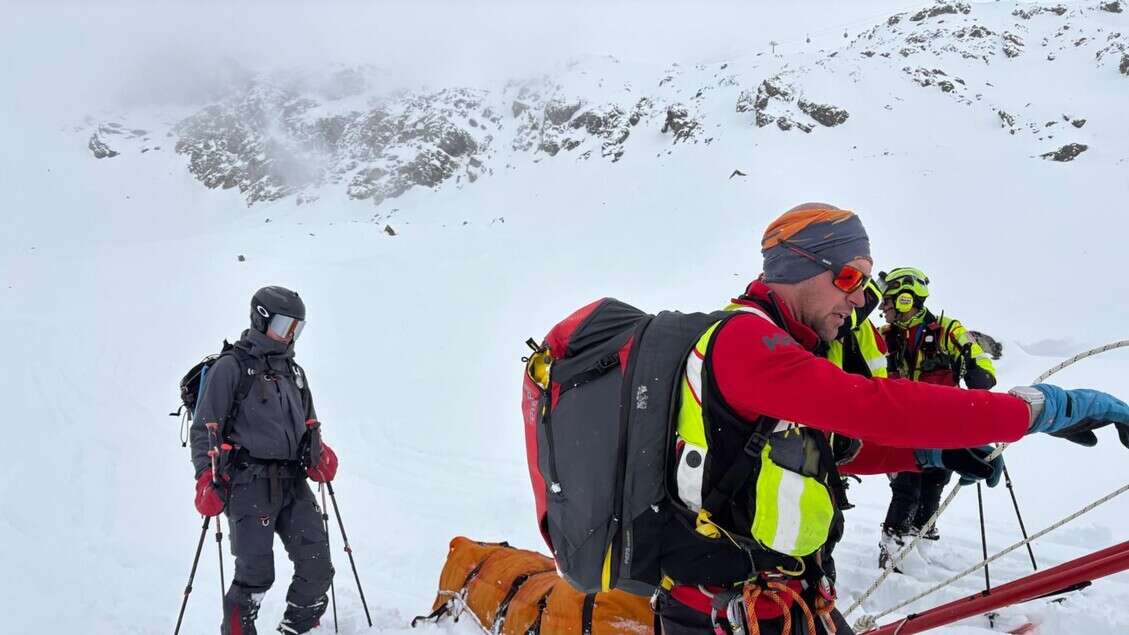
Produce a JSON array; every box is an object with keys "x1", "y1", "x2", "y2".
[
  {"x1": 266, "y1": 314, "x2": 305, "y2": 343},
  {"x1": 877, "y1": 268, "x2": 930, "y2": 298},
  {"x1": 778, "y1": 239, "x2": 870, "y2": 294}
]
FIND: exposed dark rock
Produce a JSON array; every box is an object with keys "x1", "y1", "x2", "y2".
[
  {"x1": 347, "y1": 167, "x2": 388, "y2": 200},
  {"x1": 403, "y1": 149, "x2": 456, "y2": 187},
  {"x1": 750, "y1": 78, "x2": 794, "y2": 128},
  {"x1": 774, "y1": 117, "x2": 812, "y2": 133},
  {"x1": 954, "y1": 25, "x2": 994, "y2": 39},
  {"x1": 661, "y1": 105, "x2": 700, "y2": 142},
  {"x1": 436, "y1": 127, "x2": 477, "y2": 158},
  {"x1": 797, "y1": 100, "x2": 850, "y2": 127},
  {"x1": 384, "y1": 224, "x2": 397, "y2": 236},
  {"x1": 998, "y1": 110, "x2": 1016, "y2": 128},
  {"x1": 1072, "y1": 119, "x2": 1087, "y2": 128},
  {"x1": 571, "y1": 109, "x2": 611, "y2": 135},
  {"x1": 88, "y1": 134, "x2": 118, "y2": 159},
  {"x1": 1002, "y1": 32, "x2": 1025, "y2": 58},
  {"x1": 968, "y1": 331, "x2": 1003, "y2": 359},
  {"x1": 1101, "y1": 1, "x2": 1123, "y2": 13},
  {"x1": 1013, "y1": 5, "x2": 1067, "y2": 19},
  {"x1": 1121, "y1": 54, "x2": 1129, "y2": 75},
  {"x1": 735, "y1": 89, "x2": 756, "y2": 113},
  {"x1": 539, "y1": 140, "x2": 561, "y2": 156},
  {"x1": 1041, "y1": 143, "x2": 1088, "y2": 161},
  {"x1": 544, "y1": 99, "x2": 582, "y2": 125},
  {"x1": 910, "y1": 2, "x2": 970, "y2": 22},
  {"x1": 511, "y1": 100, "x2": 529, "y2": 117},
  {"x1": 759, "y1": 78, "x2": 793, "y2": 103},
  {"x1": 563, "y1": 105, "x2": 635, "y2": 159},
  {"x1": 171, "y1": 83, "x2": 493, "y2": 205}
]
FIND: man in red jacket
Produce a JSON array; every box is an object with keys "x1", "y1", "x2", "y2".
[{"x1": 655, "y1": 203, "x2": 1129, "y2": 635}]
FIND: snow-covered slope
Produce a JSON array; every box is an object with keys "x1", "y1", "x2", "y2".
[{"x1": 3, "y1": 1, "x2": 1129, "y2": 633}]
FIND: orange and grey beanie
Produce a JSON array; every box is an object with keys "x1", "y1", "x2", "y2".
[{"x1": 760, "y1": 203, "x2": 871, "y2": 283}]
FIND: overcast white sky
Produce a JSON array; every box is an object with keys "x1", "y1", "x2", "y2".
[{"x1": 3, "y1": 0, "x2": 938, "y2": 118}]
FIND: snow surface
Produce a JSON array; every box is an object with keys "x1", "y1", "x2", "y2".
[{"x1": 2, "y1": 1, "x2": 1128, "y2": 633}]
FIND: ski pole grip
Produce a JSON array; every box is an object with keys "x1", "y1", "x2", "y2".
[{"x1": 206, "y1": 422, "x2": 221, "y2": 484}]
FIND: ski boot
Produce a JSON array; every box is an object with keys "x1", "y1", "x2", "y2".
[
  {"x1": 277, "y1": 595, "x2": 328, "y2": 634},
  {"x1": 915, "y1": 524, "x2": 940, "y2": 541},
  {"x1": 222, "y1": 586, "x2": 264, "y2": 635},
  {"x1": 878, "y1": 525, "x2": 908, "y2": 573}
]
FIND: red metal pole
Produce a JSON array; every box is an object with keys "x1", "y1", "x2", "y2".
[{"x1": 863, "y1": 540, "x2": 1129, "y2": 635}]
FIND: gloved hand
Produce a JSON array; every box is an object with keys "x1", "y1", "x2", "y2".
[
  {"x1": 194, "y1": 468, "x2": 228, "y2": 516},
  {"x1": 307, "y1": 443, "x2": 338, "y2": 483},
  {"x1": 1015, "y1": 385, "x2": 1129, "y2": 448},
  {"x1": 914, "y1": 446, "x2": 1004, "y2": 487}
]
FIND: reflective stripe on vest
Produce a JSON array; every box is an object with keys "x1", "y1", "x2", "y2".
[
  {"x1": 751, "y1": 435, "x2": 835, "y2": 556},
  {"x1": 674, "y1": 305, "x2": 834, "y2": 558}
]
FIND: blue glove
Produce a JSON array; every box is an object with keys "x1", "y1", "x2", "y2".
[
  {"x1": 1021, "y1": 385, "x2": 1129, "y2": 448},
  {"x1": 914, "y1": 446, "x2": 1004, "y2": 487}
]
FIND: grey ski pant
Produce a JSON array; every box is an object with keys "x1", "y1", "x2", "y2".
[{"x1": 223, "y1": 465, "x2": 334, "y2": 630}]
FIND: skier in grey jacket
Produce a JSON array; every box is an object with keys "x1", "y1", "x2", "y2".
[{"x1": 192, "y1": 286, "x2": 338, "y2": 635}]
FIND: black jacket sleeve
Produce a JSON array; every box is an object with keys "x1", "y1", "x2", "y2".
[{"x1": 188, "y1": 356, "x2": 239, "y2": 478}]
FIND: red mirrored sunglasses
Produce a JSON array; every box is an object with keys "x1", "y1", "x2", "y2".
[{"x1": 778, "y1": 239, "x2": 870, "y2": 294}]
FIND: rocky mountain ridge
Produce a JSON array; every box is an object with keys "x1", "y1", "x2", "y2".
[{"x1": 84, "y1": 0, "x2": 1128, "y2": 207}]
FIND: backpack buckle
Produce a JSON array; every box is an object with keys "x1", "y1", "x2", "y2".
[{"x1": 744, "y1": 431, "x2": 771, "y2": 457}]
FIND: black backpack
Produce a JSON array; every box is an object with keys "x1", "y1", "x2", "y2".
[
  {"x1": 170, "y1": 341, "x2": 256, "y2": 447},
  {"x1": 521, "y1": 298, "x2": 729, "y2": 596}
]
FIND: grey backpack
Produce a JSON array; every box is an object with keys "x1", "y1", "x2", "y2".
[{"x1": 522, "y1": 298, "x2": 726, "y2": 596}]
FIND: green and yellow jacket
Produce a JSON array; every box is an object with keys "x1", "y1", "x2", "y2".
[{"x1": 881, "y1": 310, "x2": 996, "y2": 389}]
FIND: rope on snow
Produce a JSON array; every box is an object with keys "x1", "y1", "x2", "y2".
[{"x1": 845, "y1": 339, "x2": 1129, "y2": 623}]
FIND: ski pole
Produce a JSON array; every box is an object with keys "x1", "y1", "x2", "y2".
[
  {"x1": 1003, "y1": 467, "x2": 1038, "y2": 571},
  {"x1": 175, "y1": 516, "x2": 211, "y2": 635},
  {"x1": 326, "y1": 482, "x2": 373, "y2": 627},
  {"x1": 205, "y1": 421, "x2": 232, "y2": 610},
  {"x1": 976, "y1": 483, "x2": 994, "y2": 628},
  {"x1": 216, "y1": 515, "x2": 226, "y2": 604},
  {"x1": 320, "y1": 484, "x2": 339, "y2": 632}
]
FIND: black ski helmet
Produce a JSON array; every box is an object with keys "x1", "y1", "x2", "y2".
[{"x1": 250, "y1": 286, "x2": 306, "y2": 333}]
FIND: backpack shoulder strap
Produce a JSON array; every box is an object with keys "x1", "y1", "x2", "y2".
[
  {"x1": 696, "y1": 305, "x2": 781, "y2": 521},
  {"x1": 698, "y1": 416, "x2": 779, "y2": 519},
  {"x1": 219, "y1": 344, "x2": 258, "y2": 428}
]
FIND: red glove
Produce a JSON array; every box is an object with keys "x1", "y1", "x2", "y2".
[
  {"x1": 194, "y1": 469, "x2": 228, "y2": 516},
  {"x1": 307, "y1": 443, "x2": 338, "y2": 482}
]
